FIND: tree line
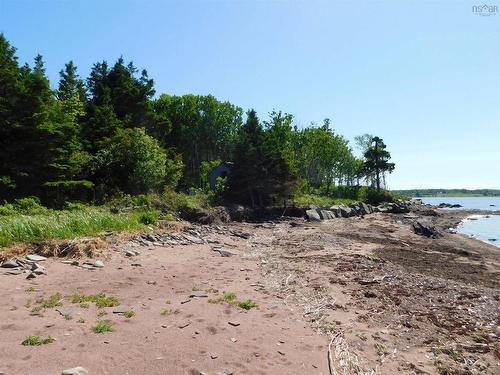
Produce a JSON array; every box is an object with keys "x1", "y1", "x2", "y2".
[{"x1": 0, "y1": 34, "x2": 395, "y2": 207}]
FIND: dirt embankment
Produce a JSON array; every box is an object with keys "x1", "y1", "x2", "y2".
[{"x1": 0, "y1": 206, "x2": 499, "y2": 375}]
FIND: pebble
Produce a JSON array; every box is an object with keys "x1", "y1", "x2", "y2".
[
  {"x1": 178, "y1": 321, "x2": 191, "y2": 329},
  {"x1": 228, "y1": 321, "x2": 240, "y2": 327},
  {"x1": 61, "y1": 367, "x2": 88, "y2": 375},
  {"x1": 125, "y1": 250, "x2": 136, "y2": 257},
  {"x1": 210, "y1": 353, "x2": 219, "y2": 359},
  {"x1": 230, "y1": 337, "x2": 238, "y2": 342},
  {"x1": 113, "y1": 305, "x2": 132, "y2": 314},
  {"x1": 93, "y1": 260, "x2": 104, "y2": 268},
  {"x1": 189, "y1": 291, "x2": 208, "y2": 298},
  {"x1": 277, "y1": 350, "x2": 286, "y2": 355}
]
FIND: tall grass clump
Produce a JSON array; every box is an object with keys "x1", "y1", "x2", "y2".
[{"x1": 0, "y1": 205, "x2": 146, "y2": 248}]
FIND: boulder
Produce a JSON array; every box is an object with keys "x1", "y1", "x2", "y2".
[
  {"x1": 412, "y1": 220, "x2": 442, "y2": 238},
  {"x1": 319, "y1": 210, "x2": 335, "y2": 220},
  {"x1": 329, "y1": 205, "x2": 342, "y2": 217},
  {"x1": 339, "y1": 205, "x2": 353, "y2": 218},
  {"x1": 360, "y1": 202, "x2": 373, "y2": 214},
  {"x1": 306, "y1": 209, "x2": 322, "y2": 222}
]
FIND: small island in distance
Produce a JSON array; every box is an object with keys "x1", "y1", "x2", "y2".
[{"x1": 393, "y1": 189, "x2": 500, "y2": 198}]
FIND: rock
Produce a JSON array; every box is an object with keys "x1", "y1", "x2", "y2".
[
  {"x1": 31, "y1": 263, "x2": 47, "y2": 274},
  {"x1": 339, "y1": 206, "x2": 353, "y2": 218},
  {"x1": 113, "y1": 305, "x2": 132, "y2": 314},
  {"x1": 26, "y1": 272, "x2": 37, "y2": 279},
  {"x1": 26, "y1": 254, "x2": 47, "y2": 262},
  {"x1": 61, "y1": 367, "x2": 88, "y2": 375},
  {"x1": 4, "y1": 270, "x2": 22, "y2": 275},
  {"x1": 210, "y1": 353, "x2": 219, "y2": 359},
  {"x1": 364, "y1": 291, "x2": 377, "y2": 298},
  {"x1": 306, "y1": 209, "x2": 321, "y2": 222},
  {"x1": 184, "y1": 234, "x2": 204, "y2": 244},
  {"x1": 0, "y1": 260, "x2": 19, "y2": 268},
  {"x1": 319, "y1": 210, "x2": 335, "y2": 220},
  {"x1": 189, "y1": 291, "x2": 208, "y2": 298},
  {"x1": 178, "y1": 321, "x2": 191, "y2": 329},
  {"x1": 57, "y1": 308, "x2": 73, "y2": 316},
  {"x1": 125, "y1": 250, "x2": 136, "y2": 257},
  {"x1": 212, "y1": 248, "x2": 237, "y2": 257},
  {"x1": 360, "y1": 202, "x2": 373, "y2": 215},
  {"x1": 228, "y1": 321, "x2": 240, "y2": 327},
  {"x1": 93, "y1": 260, "x2": 104, "y2": 268},
  {"x1": 412, "y1": 220, "x2": 442, "y2": 238}
]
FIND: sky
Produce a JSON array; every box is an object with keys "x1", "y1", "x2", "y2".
[{"x1": 1, "y1": 0, "x2": 499, "y2": 189}]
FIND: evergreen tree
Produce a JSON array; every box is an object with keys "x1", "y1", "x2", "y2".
[
  {"x1": 363, "y1": 136, "x2": 395, "y2": 191},
  {"x1": 57, "y1": 60, "x2": 86, "y2": 101},
  {"x1": 228, "y1": 109, "x2": 266, "y2": 206},
  {"x1": 0, "y1": 34, "x2": 22, "y2": 198}
]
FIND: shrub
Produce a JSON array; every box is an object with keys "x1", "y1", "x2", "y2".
[
  {"x1": 138, "y1": 210, "x2": 160, "y2": 225},
  {"x1": 0, "y1": 203, "x2": 15, "y2": 216},
  {"x1": 94, "y1": 128, "x2": 170, "y2": 195},
  {"x1": 358, "y1": 187, "x2": 395, "y2": 205},
  {"x1": 13, "y1": 197, "x2": 47, "y2": 214}
]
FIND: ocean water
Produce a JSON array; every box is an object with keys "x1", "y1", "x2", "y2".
[{"x1": 419, "y1": 197, "x2": 500, "y2": 247}]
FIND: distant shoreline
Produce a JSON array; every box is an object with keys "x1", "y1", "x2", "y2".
[{"x1": 393, "y1": 189, "x2": 500, "y2": 198}]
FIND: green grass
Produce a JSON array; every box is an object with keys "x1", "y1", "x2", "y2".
[
  {"x1": 0, "y1": 206, "x2": 147, "y2": 248},
  {"x1": 92, "y1": 320, "x2": 115, "y2": 334},
  {"x1": 71, "y1": 292, "x2": 120, "y2": 308},
  {"x1": 22, "y1": 335, "x2": 54, "y2": 346},
  {"x1": 36, "y1": 293, "x2": 62, "y2": 308},
  {"x1": 160, "y1": 308, "x2": 172, "y2": 316},
  {"x1": 77, "y1": 318, "x2": 85, "y2": 323},
  {"x1": 209, "y1": 292, "x2": 257, "y2": 310},
  {"x1": 238, "y1": 299, "x2": 258, "y2": 310},
  {"x1": 375, "y1": 343, "x2": 387, "y2": 356},
  {"x1": 123, "y1": 310, "x2": 135, "y2": 318},
  {"x1": 64, "y1": 314, "x2": 73, "y2": 320}
]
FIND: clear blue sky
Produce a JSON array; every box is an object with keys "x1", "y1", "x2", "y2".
[{"x1": 1, "y1": 0, "x2": 499, "y2": 189}]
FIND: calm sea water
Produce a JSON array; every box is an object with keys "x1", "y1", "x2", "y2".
[{"x1": 419, "y1": 197, "x2": 500, "y2": 247}]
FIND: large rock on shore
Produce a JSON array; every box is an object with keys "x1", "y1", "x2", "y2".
[
  {"x1": 339, "y1": 205, "x2": 353, "y2": 218},
  {"x1": 412, "y1": 220, "x2": 442, "y2": 238},
  {"x1": 306, "y1": 209, "x2": 322, "y2": 222},
  {"x1": 376, "y1": 200, "x2": 410, "y2": 214}
]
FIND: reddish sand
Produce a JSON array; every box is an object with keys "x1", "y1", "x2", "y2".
[{"x1": 1, "y1": 210, "x2": 499, "y2": 375}]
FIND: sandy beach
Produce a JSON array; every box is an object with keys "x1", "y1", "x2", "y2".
[{"x1": 1, "y1": 206, "x2": 499, "y2": 375}]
